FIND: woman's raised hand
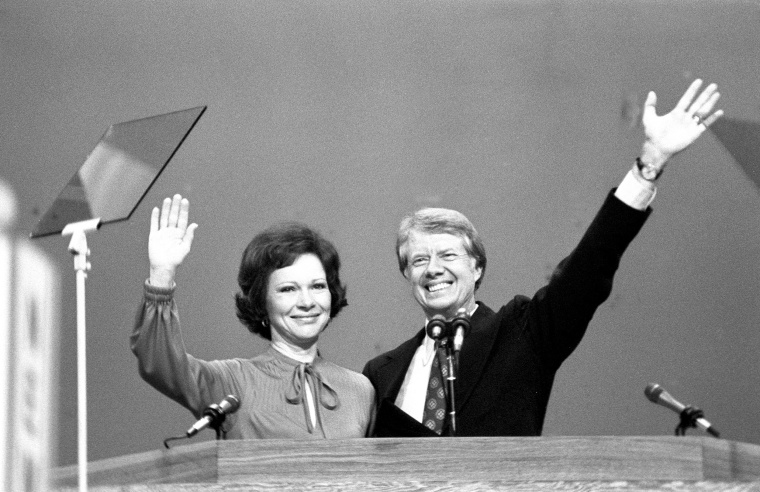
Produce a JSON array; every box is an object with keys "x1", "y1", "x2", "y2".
[{"x1": 148, "y1": 194, "x2": 198, "y2": 288}]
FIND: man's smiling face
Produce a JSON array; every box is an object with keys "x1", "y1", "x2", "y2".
[{"x1": 402, "y1": 231, "x2": 482, "y2": 319}]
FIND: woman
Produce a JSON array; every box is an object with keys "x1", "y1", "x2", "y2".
[{"x1": 131, "y1": 194, "x2": 375, "y2": 439}]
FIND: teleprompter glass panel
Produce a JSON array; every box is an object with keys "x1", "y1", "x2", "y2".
[{"x1": 31, "y1": 106, "x2": 206, "y2": 238}]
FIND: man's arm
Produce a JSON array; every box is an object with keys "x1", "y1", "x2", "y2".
[{"x1": 530, "y1": 79, "x2": 724, "y2": 367}]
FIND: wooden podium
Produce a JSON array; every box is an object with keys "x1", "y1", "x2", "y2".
[{"x1": 53, "y1": 436, "x2": 760, "y2": 491}]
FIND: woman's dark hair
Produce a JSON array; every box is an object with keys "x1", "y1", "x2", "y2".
[{"x1": 234, "y1": 222, "x2": 348, "y2": 340}]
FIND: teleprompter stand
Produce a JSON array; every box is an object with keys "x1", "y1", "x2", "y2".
[{"x1": 31, "y1": 106, "x2": 206, "y2": 492}]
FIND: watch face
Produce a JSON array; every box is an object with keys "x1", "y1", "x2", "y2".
[
  {"x1": 642, "y1": 166, "x2": 658, "y2": 180},
  {"x1": 637, "y1": 158, "x2": 659, "y2": 181}
]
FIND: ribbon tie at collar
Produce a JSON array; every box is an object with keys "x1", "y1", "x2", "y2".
[{"x1": 286, "y1": 362, "x2": 339, "y2": 436}]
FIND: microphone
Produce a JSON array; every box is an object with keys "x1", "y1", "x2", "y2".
[
  {"x1": 426, "y1": 314, "x2": 448, "y2": 341},
  {"x1": 186, "y1": 395, "x2": 240, "y2": 437},
  {"x1": 451, "y1": 308, "x2": 471, "y2": 353},
  {"x1": 644, "y1": 383, "x2": 719, "y2": 437}
]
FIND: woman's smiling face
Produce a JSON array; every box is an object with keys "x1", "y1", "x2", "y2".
[{"x1": 265, "y1": 253, "x2": 332, "y2": 350}]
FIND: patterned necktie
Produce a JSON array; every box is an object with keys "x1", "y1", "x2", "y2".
[{"x1": 422, "y1": 344, "x2": 448, "y2": 435}]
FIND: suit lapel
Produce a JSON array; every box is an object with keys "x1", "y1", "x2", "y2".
[
  {"x1": 455, "y1": 302, "x2": 500, "y2": 413},
  {"x1": 374, "y1": 328, "x2": 426, "y2": 402},
  {"x1": 373, "y1": 307, "x2": 500, "y2": 425}
]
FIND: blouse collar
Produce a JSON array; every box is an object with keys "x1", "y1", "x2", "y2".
[
  {"x1": 270, "y1": 340, "x2": 317, "y2": 364},
  {"x1": 265, "y1": 346, "x2": 338, "y2": 437}
]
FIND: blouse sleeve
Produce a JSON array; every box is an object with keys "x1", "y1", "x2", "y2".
[{"x1": 130, "y1": 280, "x2": 236, "y2": 419}]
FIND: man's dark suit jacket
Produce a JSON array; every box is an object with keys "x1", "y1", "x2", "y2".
[{"x1": 362, "y1": 191, "x2": 650, "y2": 437}]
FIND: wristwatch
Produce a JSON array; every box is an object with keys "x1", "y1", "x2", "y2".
[{"x1": 636, "y1": 157, "x2": 662, "y2": 181}]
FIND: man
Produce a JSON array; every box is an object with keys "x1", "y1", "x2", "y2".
[{"x1": 363, "y1": 79, "x2": 723, "y2": 437}]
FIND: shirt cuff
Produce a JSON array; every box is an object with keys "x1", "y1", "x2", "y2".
[
  {"x1": 143, "y1": 278, "x2": 176, "y2": 303},
  {"x1": 614, "y1": 170, "x2": 656, "y2": 211}
]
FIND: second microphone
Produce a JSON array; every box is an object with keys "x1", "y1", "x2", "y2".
[{"x1": 426, "y1": 308, "x2": 472, "y2": 352}]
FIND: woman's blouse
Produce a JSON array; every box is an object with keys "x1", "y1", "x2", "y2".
[{"x1": 130, "y1": 281, "x2": 375, "y2": 439}]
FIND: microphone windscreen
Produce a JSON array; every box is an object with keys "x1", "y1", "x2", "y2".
[
  {"x1": 221, "y1": 395, "x2": 240, "y2": 413},
  {"x1": 427, "y1": 315, "x2": 447, "y2": 340},
  {"x1": 451, "y1": 308, "x2": 471, "y2": 330},
  {"x1": 645, "y1": 383, "x2": 663, "y2": 403}
]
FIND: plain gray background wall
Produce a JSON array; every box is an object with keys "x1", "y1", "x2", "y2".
[{"x1": 3, "y1": 0, "x2": 760, "y2": 467}]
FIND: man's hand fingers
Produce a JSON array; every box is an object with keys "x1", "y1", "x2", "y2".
[
  {"x1": 688, "y1": 83, "x2": 718, "y2": 116},
  {"x1": 701, "y1": 108, "x2": 724, "y2": 128},
  {"x1": 676, "y1": 79, "x2": 703, "y2": 112},
  {"x1": 641, "y1": 91, "x2": 658, "y2": 125}
]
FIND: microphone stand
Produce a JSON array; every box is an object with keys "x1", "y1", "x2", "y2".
[
  {"x1": 445, "y1": 309, "x2": 469, "y2": 436},
  {"x1": 61, "y1": 217, "x2": 101, "y2": 492},
  {"x1": 676, "y1": 405, "x2": 719, "y2": 437},
  {"x1": 207, "y1": 406, "x2": 227, "y2": 440},
  {"x1": 212, "y1": 423, "x2": 225, "y2": 440},
  {"x1": 441, "y1": 338, "x2": 457, "y2": 436}
]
